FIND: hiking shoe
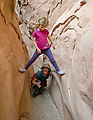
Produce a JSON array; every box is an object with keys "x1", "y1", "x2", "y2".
[
  {"x1": 57, "y1": 70, "x2": 65, "y2": 75},
  {"x1": 19, "y1": 67, "x2": 26, "y2": 73}
]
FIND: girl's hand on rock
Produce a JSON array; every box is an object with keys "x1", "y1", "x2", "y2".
[{"x1": 52, "y1": 45, "x2": 55, "y2": 49}]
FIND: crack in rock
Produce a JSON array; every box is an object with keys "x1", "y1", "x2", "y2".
[
  {"x1": 51, "y1": 1, "x2": 86, "y2": 36},
  {"x1": 80, "y1": 91, "x2": 93, "y2": 110},
  {"x1": 49, "y1": 0, "x2": 63, "y2": 18},
  {"x1": 10, "y1": 23, "x2": 21, "y2": 40},
  {"x1": 0, "y1": 9, "x2": 6, "y2": 24},
  {"x1": 74, "y1": 0, "x2": 86, "y2": 13},
  {"x1": 36, "y1": 0, "x2": 48, "y2": 6},
  {"x1": 51, "y1": 15, "x2": 78, "y2": 36}
]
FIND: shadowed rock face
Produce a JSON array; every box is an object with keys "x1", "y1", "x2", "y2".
[
  {"x1": 16, "y1": 0, "x2": 93, "y2": 120},
  {"x1": 0, "y1": 0, "x2": 34, "y2": 120}
]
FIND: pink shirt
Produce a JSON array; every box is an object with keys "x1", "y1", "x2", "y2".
[{"x1": 32, "y1": 29, "x2": 50, "y2": 50}]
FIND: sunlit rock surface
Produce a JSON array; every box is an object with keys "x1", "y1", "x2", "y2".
[
  {"x1": 16, "y1": 0, "x2": 93, "y2": 120},
  {"x1": 0, "y1": 0, "x2": 33, "y2": 120}
]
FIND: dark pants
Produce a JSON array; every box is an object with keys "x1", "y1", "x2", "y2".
[
  {"x1": 32, "y1": 84, "x2": 44, "y2": 97},
  {"x1": 25, "y1": 48, "x2": 60, "y2": 72},
  {"x1": 32, "y1": 80, "x2": 47, "y2": 97}
]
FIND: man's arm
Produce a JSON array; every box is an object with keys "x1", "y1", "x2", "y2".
[{"x1": 32, "y1": 77, "x2": 41, "y2": 88}]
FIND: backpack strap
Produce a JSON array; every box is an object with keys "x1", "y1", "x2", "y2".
[{"x1": 30, "y1": 72, "x2": 37, "y2": 84}]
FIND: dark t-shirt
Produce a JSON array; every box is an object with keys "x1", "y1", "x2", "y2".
[{"x1": 34, "y1": 70, "x2": 50, "y2": 83}]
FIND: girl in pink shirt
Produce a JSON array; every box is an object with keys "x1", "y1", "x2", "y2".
[{"x1": 19, "y1": 17, "x2": 65, "y2": 75}]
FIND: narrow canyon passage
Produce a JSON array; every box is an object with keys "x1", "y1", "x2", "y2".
[
  {"x1": 18, "y1": 73, "x2": 62, "y2": 120},
  {"x1": 30, "y1": 89, "x2": 61, "y2": 120},
  {"x1": 16, "y1": 0, "x2": 93, "y2": 120},
  {"x1": 0, "y1": 0, "x2": 93, "y2": 120}
]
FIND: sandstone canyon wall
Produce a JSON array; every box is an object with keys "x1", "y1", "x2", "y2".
[
  {"x1": 16, "y1": 0, "x2": 93, "y2": 120},
  {"x1": 0, "y1": 0, "x2": 33, "y2": 120}
]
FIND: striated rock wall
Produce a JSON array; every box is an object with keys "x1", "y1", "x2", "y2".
[
  {"x1": 0, "y1": 0, "x2": 33, "y2": 120},
  {"x1": 16, "y1": 0, "x2": 93, "y2": 120},
  {"x1": 48, "y1": 0, "x2": 93, "y2": 120}
]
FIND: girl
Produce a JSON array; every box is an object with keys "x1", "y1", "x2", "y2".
[{"x1": 19, "y1": 17, "x2": 65, "y2": 75}]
